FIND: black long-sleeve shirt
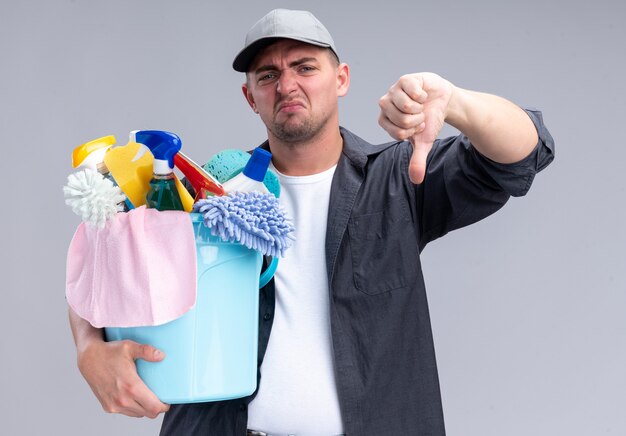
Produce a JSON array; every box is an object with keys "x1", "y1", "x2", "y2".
[{"x1": 161, "y1": 109, "x2": 555, "y2": 435}]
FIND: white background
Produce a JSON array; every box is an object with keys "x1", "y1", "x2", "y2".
[{"x1": 1, "y1": 0, "x2": 624, "y2": 434}]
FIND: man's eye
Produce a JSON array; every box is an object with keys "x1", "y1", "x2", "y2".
[
  {"x1": 258, "y1": 73, "x2": 277, "y2": 82},
  {"x1": 299, "y1": 66, "x2": 315, "y2": 73}
]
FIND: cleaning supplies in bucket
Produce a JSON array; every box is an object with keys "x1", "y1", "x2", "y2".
[
  {"x1": 104, "y1": 213, "x2": 266, "y2": 403},
  {"x1": 65, "y1": 131, "x2": 295, "y2": 404}
]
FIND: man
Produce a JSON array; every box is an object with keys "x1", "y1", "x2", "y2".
[{"x1": 69, "y1": 8, "x2": 554, "y2": 436}]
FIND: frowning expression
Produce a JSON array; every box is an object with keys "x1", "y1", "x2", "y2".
[{"x1": 242, "y1": 39, "x2": 349, "y2": 144}]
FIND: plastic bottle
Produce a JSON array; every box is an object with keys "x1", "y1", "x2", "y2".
[
  {"x1": 72, "y1": 135, "x2": 132, "y2": 211},
  {"x1": 222, "y1": 147, "x2": 271, "y2": 194},
  {"x1": 135, "y1": 130, "x2": 185, "y2": 211},
  {"x1": 72, "y1": 135, "x2": 115, "y2": 173}
]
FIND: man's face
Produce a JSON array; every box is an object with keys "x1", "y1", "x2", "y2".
[{"x1": 242, "y1": 39, "x2": 349, "y2": 144}]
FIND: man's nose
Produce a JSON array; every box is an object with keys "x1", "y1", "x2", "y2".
[{"x1": 276, "y1": 70, "x2": 298, "y2": 95}]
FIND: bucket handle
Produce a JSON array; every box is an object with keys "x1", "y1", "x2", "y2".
[{"x1": 259, "y1": 257, "x2": 278, "y2": 288}]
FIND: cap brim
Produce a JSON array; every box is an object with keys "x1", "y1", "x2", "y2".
[{"x1": 232, "y1": 36, "x2": 332, "y2": 72}]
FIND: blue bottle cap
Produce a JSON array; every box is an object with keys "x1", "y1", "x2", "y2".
[{"x1": 243, "y1": 147, "x2": 272, "y2": 182}]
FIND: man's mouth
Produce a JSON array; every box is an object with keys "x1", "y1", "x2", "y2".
[{"x1": 277, "y1": 100, "x2": 305, "y2": 113}]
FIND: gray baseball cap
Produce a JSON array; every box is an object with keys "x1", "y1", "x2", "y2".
[{"x1": 233, "y1": 9, "x2": 339, "y2": 72}]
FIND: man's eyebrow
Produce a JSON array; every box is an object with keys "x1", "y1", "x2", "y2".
[
  {"x1": 253, "y1": 57, "x2": 319, "y2": 75},
  {"x1": 288, "y1": 57, "x2": 318, "y2": 67}
]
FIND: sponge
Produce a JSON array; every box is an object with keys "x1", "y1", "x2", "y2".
[
  {"x1": 203, "y1": 149, "x2": 281, "y2": 198},
  {"x1": 103, "y1": 141, "x2": 153, "y2": 208}
]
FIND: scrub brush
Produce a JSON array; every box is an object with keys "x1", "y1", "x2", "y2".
[
  {"x1": 63, "y1": 169, "x2": 127, "y2": 229},
  {"x1": 193, "y1": 192, "x2": 295, "y2": 258}
]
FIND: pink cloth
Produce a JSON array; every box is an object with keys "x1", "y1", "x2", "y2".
[{"x1": 66, "y1": 206, "x2": 197, "y2": 328}]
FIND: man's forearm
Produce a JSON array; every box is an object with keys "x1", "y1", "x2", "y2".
[
  {"x1": 445, "y1": 88, "x2": 539, "y2": 164},
  {"x1": 68, "y1": 306, "x2": 169, "y2": 417},
  {"x1": 69, "y1": 307, "x2": 104, "y2": 353}
]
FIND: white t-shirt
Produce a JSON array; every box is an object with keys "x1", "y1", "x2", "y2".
[{"x1": 247, "y1": 164, "x2": 343, "y2": 435}]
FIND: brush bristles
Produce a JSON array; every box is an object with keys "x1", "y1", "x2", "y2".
[{"x1": 63, "y1": 169, "x2": 126, "y2": 229}]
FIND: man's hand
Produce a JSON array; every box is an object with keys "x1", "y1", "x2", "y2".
[
  {"x1": 77, "y1": 338, "x2": 170, "y2": 418},
  {"x1": 378, "y1": 73, "x2": 454, "y2": 184}
]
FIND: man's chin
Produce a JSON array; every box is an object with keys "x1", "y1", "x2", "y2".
[
  {"x1": 276, "y1": 131, "x2": 313, "y2": 143},
  {"x1": 272, "y1": 121, "x2": 316, "y2": 143}
]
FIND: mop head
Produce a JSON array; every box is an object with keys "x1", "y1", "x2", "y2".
[
  {"x1": 63, "y1": 169, "x2": 126, "y2": 229},
  {"x1": 193, "y1": 192, "x2": 295, "y2": 257}
]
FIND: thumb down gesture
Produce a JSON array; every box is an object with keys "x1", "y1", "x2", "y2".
[{"x1": 378, "y1": 73, "x2": 453, "y2": 184}]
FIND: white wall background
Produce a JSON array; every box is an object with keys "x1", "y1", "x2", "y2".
[{"x1": 1, "y1": 0, "x2": 624, "y2": 434}]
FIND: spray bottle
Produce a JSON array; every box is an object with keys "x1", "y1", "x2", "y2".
[
  {"x1": 222, "y1": 147, "x2": 271, "y2": 194},
  {"x1": 72, "y1": 135, "x2": 116, "y2": 174},
  {"x1": 134, "y1": 130, "x2": 185, "y2": 211},
  {"x1": 174, "y1": 152, "x2": 225, "y2": 200},
  {"x1": 72, "y1": 135, "x2": 132, "y2": 211}
]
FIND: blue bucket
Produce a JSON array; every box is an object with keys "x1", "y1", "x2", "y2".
[{"x1": 105, "y1": 213, "x2": 277, "y2": 404}]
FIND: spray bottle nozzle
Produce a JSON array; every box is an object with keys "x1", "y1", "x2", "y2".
[
  {"x1": 174, "y1": 152, "x2": 225, "y2": 197},
  {"x1": 133, "y1": 130, "x2": 182, "y2": 173},
  {"x1": 72, "y1": 135, "x2": 116, "y2": 170}
]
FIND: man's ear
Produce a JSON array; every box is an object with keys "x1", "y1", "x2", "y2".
[
  {"x1": 242, "y1": 83, "x2": 258, "y2": 113},
  {"x1": 336, "y1": 63, "x2": 350, "y2": 97}
]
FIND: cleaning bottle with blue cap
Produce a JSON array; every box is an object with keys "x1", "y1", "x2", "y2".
[
  {"x1": 222, "y1": 147, "x2": 271, "y2": 194},
  {"x1": 136, "y1": 130, "x2": 185, "y2": 211}
]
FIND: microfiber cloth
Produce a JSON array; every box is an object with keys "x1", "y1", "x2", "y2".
[{"x1": 65, "y1": 206, "x2": 197, "y2": 328}]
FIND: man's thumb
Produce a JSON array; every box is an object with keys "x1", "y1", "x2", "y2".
[
  {"x1": 408, "y1": 138, "x2": 433, "y2": 184},
  {"x1": 132, "y1": 343, "x2": 165, "y2": 362}
]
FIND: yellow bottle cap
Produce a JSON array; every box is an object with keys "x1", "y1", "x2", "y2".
[{"x1": 72, "y1": 135, "x2": 116, "y2": 168}]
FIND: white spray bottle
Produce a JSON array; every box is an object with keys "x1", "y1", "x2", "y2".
[{"x1": 222, "y1": 147, "x2": 271, "y2": 194}]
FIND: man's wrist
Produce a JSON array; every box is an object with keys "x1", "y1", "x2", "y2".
[{"x1": 444, "y1": 86, "x2": 472, "y2": 132}]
